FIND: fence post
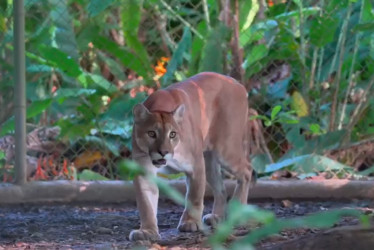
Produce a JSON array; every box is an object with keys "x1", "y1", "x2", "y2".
[{"x1": 13, "y1": 0, "x2": 27, "y2": 185}]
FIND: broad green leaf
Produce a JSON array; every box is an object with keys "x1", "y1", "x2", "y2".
[
  {"x1": 264, "y1": 153, "x2": 349, "y2": 174},
  {"x1": 162, "y1": 27, "x2": 192, "y2": 85},
  {"x1": 233, "y1": 209, "x2": 365, "y2": 246},
  {"x1": 57, "y1": 119, "x2": 94, "y2": 139},
  {"x1": 48, "y1": 0, "x2": 79, "y2": 61},
  {"x1": 267, "y1": 76, "x2": 292, "y2": 99},
  {"x1": 76, "y1": 23, "x2": 101, "y2": 51},
  {"x1": 118, "y1": 160, "x2": 145, "y2": 180},
  {"x1": 250, "y1": 115, "x2": 270, "y2": 122},
  {"x1": 97, "y1": 52, "x2": 126, "y2": 80},
  {"x1": 199, "y1": 24, "x2": 230, "y2": 73},
  {"x1": 292, "y1": 0, "x2": 301, "y2": 7},
  {"x1": 240, "y1": 20, "x2": 278, "y2": 47},
  {"x1": 310, "y1": 16, "x2": 339, "y2": 47},
  {"x1": 119, "y1": 160, "x2": 186, "y2": 204},
  {"x1": 0, "y1": 99, "x2": 53, "y2": 136},
  {"x1": 122, "y1": 0, "x2": 153, "y2": 79},
  {"x1": 271, "y1": 105, "x2": 282, "y2": 120},
  {"x1": 92, "y1": 36, "x2": 149, "y2": 78},
  {"x1": 27, "y1": 64, "x2": 53, "y2": 73},
  {"x1": 83, "y1": 135, "x2": 121, "y2": 156},
  {"x1": 278, "y1": 117, "x2": 299, "y2": 124},
  {"x1": 240, "y1": 30, "x2": 264, "y2": 47},
  {"x1": 264, "y1": 155, "x2": 309, "y2": 173},
  {"x1": 291, "y1": 91, "x2": 309, "y2": 117},
  {"x1": 0, "y1": 150, "x2": 5, "y2": 160},
  {"x1": 358, "y1": 165, "x2": 374, "y2": 176},
  {"x1": 78, "y1": 169, "x2": 108, "y2": 181},
  {"x1": 239, "y1": 19, "x2": 278, "y2": 47},
  {"x1": 87, "y1": 0, "x2": 115, "y2": 17},
  {"x1": 275, "y1": 7, "x2": 320, "y2": 20},
  {"x1": 309, "y1": 123, "x2": 321, "y2": 134},
  {"x1": 362, "y1": 0, "x2": 373, "y2": 22},
  {"x1": 152, "y1": 177, "x2": 186, "y2": 205},
  {"x1": 102, "y1": 92, "x2": 146, "y2": 120},
  {"x1": 282, "y1": 129, "x2": 345, "y2": 159},
  {"x1": 251, "y1": 154, "x2": 272, "y2": 173},
  {"x1": 86, "y1": 73, "x2": 118, "y2": 94},
  {"x1": 244, "y1": 44, "x2": 268, "y2": 68},
  {"x1": 292, "y1": 154, "x2": 350, "y2": 173},
  {"x1": 99, "y1": 119, "x2": 132, "y2": 139},
  {"x1": 38, "y1": 46, "x2": 82, "y2": 78},
  {"x1": 210, "y1": 201, "x2": 275, "y2": 247},
  {"x1": 157, "y1": 172, "x2": 185, "y2": 180},
  {"x1": 188, "y1": 21, "x2": 207, "y2": 75},
  {"x1": 0, "y1": 14, "x2": 6, "y2": 32},
  {"x1": 352, "y1": 22, "x2": 374, "y2": 32},
  {"x1": 0, "y1": 117, "x2": 14, "y2": 136},
  {"x1": 240, "y1": 0, "x2": 259, "y2": 31},
  {"x1": 27, "y1": 99, "x2": 53, "y2": 118},
  {"x1": 55, "y1": 88, "x2": 97, "y2": 98}
]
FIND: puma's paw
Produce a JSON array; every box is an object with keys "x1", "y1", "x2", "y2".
[
  {"x1": 177, "y1": 220, "x2": 203, "y2": 232},
  {"x1": 203, "y1": 213, "x2": 222, "y2": 228},
  {"x1": 129, "y1": 229, "x2": 160, "y2": 241}
]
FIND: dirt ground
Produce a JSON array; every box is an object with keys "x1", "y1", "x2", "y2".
[{"x1": 0, "y1": 199, "x2": 373, "y2": 249}]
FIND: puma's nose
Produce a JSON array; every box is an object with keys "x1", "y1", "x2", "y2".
[{"x1": 159, "y1": 151, "x2": 168, "y2": 157}]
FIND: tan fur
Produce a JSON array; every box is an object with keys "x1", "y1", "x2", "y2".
[{"x1": 129, "y1": 72, "x2": 253, "y2": 241}]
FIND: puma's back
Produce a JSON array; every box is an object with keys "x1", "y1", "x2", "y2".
[{"x1": 139, "y1": 72, "x2": 249, "y2": 150}]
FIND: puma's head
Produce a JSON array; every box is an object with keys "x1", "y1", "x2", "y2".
[{"x1": 132, "y1": 103, "x2": 185, "y2": 167}]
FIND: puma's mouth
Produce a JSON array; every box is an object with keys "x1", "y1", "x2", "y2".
[{"x1": 152, "y1": 159, "x2": 167, "y2": 166}]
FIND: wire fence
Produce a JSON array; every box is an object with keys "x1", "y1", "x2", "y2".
[{"x1": 1, "y1": 0, "x2": 374, "y2": 184}]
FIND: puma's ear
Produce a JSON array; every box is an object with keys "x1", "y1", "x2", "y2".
[
  {"x1": 173, "y1": 104, "x2": 185, "y2": 123},
  {"x1": 133, "y1": 104, "x2": 151, "y2": 123}
]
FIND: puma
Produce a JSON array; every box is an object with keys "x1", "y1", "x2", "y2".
[{"x1": 129, "y1": 72, "x2": 254, "y2": 241}]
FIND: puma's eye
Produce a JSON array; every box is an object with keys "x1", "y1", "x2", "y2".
[
  {"x1": 147, "y1": 131, "x2": 156, "y2": 138},
  {"x1": 169, "y1": 131, "x2": 177, "y2": 138}
]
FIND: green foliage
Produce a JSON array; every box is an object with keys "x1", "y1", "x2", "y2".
[
  {"x1": 87, "y1": 0, "x2": 115, "y2": 17},
  {"x1": 1, "y1": 99, "x2": 53, "y2": 136},
  {"x1": 250, "y1": 105, "x2": 298, "y2": 127},
  {"x1": 244, "y1": 44, "x2": 268, "y2": 69},
  {"x1": 118, "y1": 160, "x2": 185, "y2": 205},
  {"x1": 49, "y1": 0, "x2": 79, "y2": 60},
  {"x1": 92, "y1": 36, "x2": 150, "y2": 79},
  {"x1": 78, "y1": 169, "x2": 109, "y2": 181},
  {"x1": 162, "y1": 27, "x2": 192, "y2": 85},
  {"x1": 1, "y1": 0, "x2": 373, "y2": 186},
  {"x1": 121, "y1": 0, "x2": 153, "y2": 79},
  {"x1": 210, "y1": 200, "x2": 368, "y2": 249},
  {"x1": 198, "y1": 24, "x2": 230, "y2": 73},
  {"x1": 263, "y1": 154, "x2": 351, "y2": 174},
  {"x1": 38, "y1": 46, "x2": 82, "y2": 78},
  {"x1": 310, "y1": 16, "x2": 339, "y2": 47}
]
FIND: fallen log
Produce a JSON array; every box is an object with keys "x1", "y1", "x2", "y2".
[{"x1": 0, "y1": 179, "x2": 373, "y2": 204}]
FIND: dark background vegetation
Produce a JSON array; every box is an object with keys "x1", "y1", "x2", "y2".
[{"x1": 0, "y1": 0, "x2": 374, "y2": 182}]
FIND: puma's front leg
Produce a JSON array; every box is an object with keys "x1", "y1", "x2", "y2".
[
  {"x1": 178, "y1": 156, "x2": 206, "y2": 232},
  {"x1": 129, "y1": 159, "x2": 160, "y2": 241}
]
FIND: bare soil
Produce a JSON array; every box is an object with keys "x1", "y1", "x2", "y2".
[{"x1": 0, "y1": 199, "x2": 373, "y2": 249}]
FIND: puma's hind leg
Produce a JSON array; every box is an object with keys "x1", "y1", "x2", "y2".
[
  {"x1": 231, "y1": 161, "x2": 252, "y2": 204},
  {"x1": 202, "y1": 151, "x2": 227, "y2": 228},
  {"x1": 218, "y1": 149, "x2": 253, "y2": 205}
]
